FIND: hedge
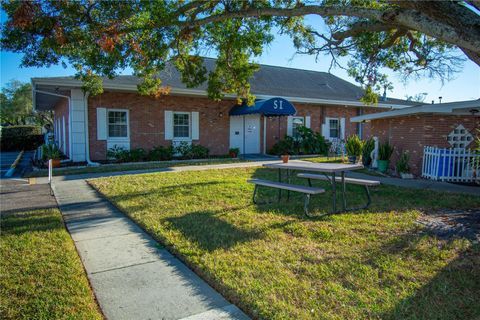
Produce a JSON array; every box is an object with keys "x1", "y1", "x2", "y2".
[{"x1": 0, "y1": 126, "x2": 44, "y2": 151}]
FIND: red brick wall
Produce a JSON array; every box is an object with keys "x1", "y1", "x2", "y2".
[
  {"x1": 364, "y1": 114, "x2": 480, "y2": 175},
  {"x1": 88, "y1": 92, "x2": 232, "y2": 160},
  {"x1": 54, "y1": 98, "x2": 69, "y2": 157},
  {"x1": 88, "y1": 92, "x2": 390, "y2": 160}
]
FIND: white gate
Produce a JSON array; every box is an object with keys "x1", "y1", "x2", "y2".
[{"x1": 422, "y1": 146, "x2": 480, "y2": 182}]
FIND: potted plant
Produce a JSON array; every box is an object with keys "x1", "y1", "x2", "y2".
[
  {"x1": 281, "y1": 153, "x2": 290, "y2": 163},
  {"x1": 362, "y1": 138, "x2": 375, "y2": 166},
  {"x1": 229, "y1": 148, "x2": 240, "y2": 158},
  {"x1": 42, "y1": 144, "x2": 62, "y2": 168},
  {"x1": 396, "y1": 151, "x2": 413, "y2": 179},
  {"x1": 377, "y1": 142, "x2": 394, "y2": 173},
  {"x1": 345, "y1": 135, "x2": 363, "y2": 163}
]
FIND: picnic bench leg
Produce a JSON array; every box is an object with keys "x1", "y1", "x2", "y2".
[
  {"x1": 363, "y1": 185, "x2": 372, "y2": 209},
  {"x1": 252, "y1": 185, "x2": 259, "y2": 204},
  {"x1": 287, "y1": 169, "x2": 291, "y2": 201},
  {"x1": 332, "y1": 172, "x2": 337, "y2": 213},
  {"x1": 303, "y1": 194, "x2": 312, "y2": 217},
  {"x1": 341, "y1": 171, "x2": 347, "y2": 211},
  {"x1": 278, "y1": 168, "x2": 282, "y2": 201}
]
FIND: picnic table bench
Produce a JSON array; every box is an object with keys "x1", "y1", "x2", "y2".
[
  {"x1": 248, "y1": 179, "x2": 325, "y2": 217},
  {"x1": 297, "y1": 173, "x2": 380, "y2": 211}
]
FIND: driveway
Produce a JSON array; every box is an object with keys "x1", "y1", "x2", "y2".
[{"x1": 0, "y1": 150, "x2": 34, "y2": 178}]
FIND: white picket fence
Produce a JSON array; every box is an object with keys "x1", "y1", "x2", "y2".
[{"x1": 422, "y1": 146, "x2": 480, "y2": 182}]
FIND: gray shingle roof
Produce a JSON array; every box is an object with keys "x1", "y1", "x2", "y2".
[{"x1": 33, "y1": 57, "x2": 417, "y2": 107}]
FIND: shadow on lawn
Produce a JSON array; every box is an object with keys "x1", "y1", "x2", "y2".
[
  {"x1": 1, "y1": 210, "x2": 62, "y2": 236},
  {"x1": 164, "y1": 209, "x2": 263, "y2": 252},
  {"x1": 383, "y1": 241, "x2": 480, "y2": 320}
]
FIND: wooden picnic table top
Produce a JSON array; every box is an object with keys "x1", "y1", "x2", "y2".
[{"x1": 263, "y1": 160, "x2": 364, "y2": 173}]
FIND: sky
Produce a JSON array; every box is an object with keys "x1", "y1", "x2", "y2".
[{"x1": 1, "y1": 14, "x2": 479, "y2": 103}]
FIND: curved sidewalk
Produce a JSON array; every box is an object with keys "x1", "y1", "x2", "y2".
[{"x1": 52, "y1": 179, "x2": 249, "y2": 320}]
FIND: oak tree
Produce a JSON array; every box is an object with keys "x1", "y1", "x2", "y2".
[{"x1": 2, "y1": 0, "x2": 479, "y2": 104}]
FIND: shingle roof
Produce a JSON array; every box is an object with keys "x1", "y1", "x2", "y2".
[
  {"x1": 33, "y1": 57, "x2": 417, "y2": 108},
  {"x1": 351, "y1": 99, "x2": 480, "y2": 122}
]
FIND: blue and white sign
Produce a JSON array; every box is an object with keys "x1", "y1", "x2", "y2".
[{"x1": 229, "y1": 97, "x2": 296, "y2": 116}]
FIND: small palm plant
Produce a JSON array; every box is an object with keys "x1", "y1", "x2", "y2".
[{"x1": 345, "y1": 135, "x2": 363, "y2": 163}]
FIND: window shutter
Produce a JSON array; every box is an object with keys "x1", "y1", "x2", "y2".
[
  {"x1": 164, "y1": 111, "x2": 173, "y2": 140},
  {"x1": 322, "y1": 117, "x2": 330, "y2": 139},
  {"x1": 287, "y1": 116, "x2": 293, "y2": 136},
  {"x1": 305, "y1": 116, "x2": 311, "y2": 129},
  {"x1": 96, "y1": 108, "x2": 107, "y2": 140},
  {"x1": 191, "y1": 111, "x2": 199, "y2": 140},
  {"x1": 340, "y1": 118, "x2": 346, "y2": 139}
]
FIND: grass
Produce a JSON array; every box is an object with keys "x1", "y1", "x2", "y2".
[
  {"x1": 25, "y1": 158, "x2": 246, "y2": 177},
  {"x1": 0, "y1": 209, "x2": 103, "y2": 320},
  {"x1": 90, "y1": 167, "x2": 480, "y2": 320}
]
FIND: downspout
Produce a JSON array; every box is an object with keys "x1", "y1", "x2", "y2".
[
  {"x1": 83, "y1": 92, "x2": 100, "y2": 166},
  {"x1": 34, "y1": 89, "x2": 72, "y2": 159}
]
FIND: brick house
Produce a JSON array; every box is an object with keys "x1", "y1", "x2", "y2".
[
  {"x1": 32, "y1": 58, "x2": 414, "y2": 164},
  {"x1": 351, "y1": 99, "x2": 480, "y2": 175}
]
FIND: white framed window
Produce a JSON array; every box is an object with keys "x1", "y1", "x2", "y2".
[
  {"x1": 107, "y1": 109, "x2": 129, "y2": 139},
  {"x1": 329, "y1": 118, "x2": 340, "y2": 138},
  {"x1": 292, "y1": 117, "x2": 305, "y2": 139},
  {"x1": 173, "y1": 112, "x2": 190, "y2": 139}
]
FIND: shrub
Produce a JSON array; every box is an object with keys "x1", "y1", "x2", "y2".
[
  {"x1": 41, "y1": 144, "x2": 61, "y2": 160},
  {"x1": 107, "y1": 145, "x2": 128, "y2": 162},
  {"x1": 127, "y1": 148, "x2": 147, "y2": 162},
  {"x1": 269, "y1": 126, "x2": 329, "y2": 156},
  {"x1": 107, "y1": 146, "x2": 147, "y2": 162},
  {"x1": 270, "y1": 136, "x2": 296, "y2": 155},
  {"x1": 378, "y1": 142, "x2": 394, "y2": 161},
  {"x1": 174, "y1": 142, "x2": 210, "y2": 159},
  {"x1": 148, "y1": 145, "x2": 174, "y2": 161},
  {"x1": 362, "y1": 138, "x2": 375, "y2": 166},
  {"x1": 345, "y1": 135, "x2": 363, "y2": 157},
  {"x1": 396, "y1": 152, "x2": 410, "y2": 174},
  {"x1": 295, "y1": 126, "x2": 329, "y2": 155},
  {"x1": 0, "y1": 125, "x2": 43, "y2": 151}
]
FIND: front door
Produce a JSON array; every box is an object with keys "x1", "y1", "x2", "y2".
[{"x1": 229, "y1": 115, "x2": 260, "y2": 154}]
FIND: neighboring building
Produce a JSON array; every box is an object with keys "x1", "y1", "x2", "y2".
[
  {"x1": 32, "y1": 58, "x2": 414, "y2": 163},
  {"x1": 351, "y1": 99, "x2": 480, "y2": 175}
]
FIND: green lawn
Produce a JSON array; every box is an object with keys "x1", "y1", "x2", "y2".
[
  {"x1": 25, "y1": 158, "x2": 246, "y2": 177},
  {"x1": 0, "y1": 209, "x2": 103, "y2": 320},
  {"x1": 90, "y1": 168, "x2": 480, "y2": 320}
]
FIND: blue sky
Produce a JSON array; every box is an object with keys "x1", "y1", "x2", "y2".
[{"x1": 1, "y1": 14, "x2": 479, "y2": 103}]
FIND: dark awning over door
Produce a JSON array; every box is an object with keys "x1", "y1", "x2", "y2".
[{"x1": 229, "y1": 97, "x2": 296, "y2": 116}]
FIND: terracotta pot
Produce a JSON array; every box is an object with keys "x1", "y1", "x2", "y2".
[
  {"x1": 229, "y1": 152, "x2": 237, "y2": 158},
  {"x1": 51, "y1": 159, "x2": 61, "y2": 168},
  {"x1": 281, "y1": 155, "x2": 290, "y2": 163}
]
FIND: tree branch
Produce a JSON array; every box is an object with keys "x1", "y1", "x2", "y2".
[{"x1": 184, "y1": 4, "x2": 480, "y2": 60}]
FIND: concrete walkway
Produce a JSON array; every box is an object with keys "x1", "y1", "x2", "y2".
[{"x1": 52, "y1": 179, "x2": 249, "y2": 320}]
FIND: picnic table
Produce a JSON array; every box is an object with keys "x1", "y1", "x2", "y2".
[{"x1": 248, "y1": 160, "x2": 380, "y2": 217}]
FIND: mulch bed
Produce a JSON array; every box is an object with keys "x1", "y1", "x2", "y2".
[{"x1": 417, "y1": 208, "x2": 480, "y2": 242}]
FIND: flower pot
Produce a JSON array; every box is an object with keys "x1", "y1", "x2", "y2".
[
  {"x1": 51, "y1": 159, "x2": 61, "y2": 168},
  {"x1": 281, "y1": 155, "x2": 290, "y2": 163},
  {"x1": 347, "y1": 155, "x2": 357, "y2": 164},
  {"x1": 229, "y1": 152, "x2": 237, "y2": 158},
  {"x1": 377, "y1": 160, "x2": 389, "y2": 173}
]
